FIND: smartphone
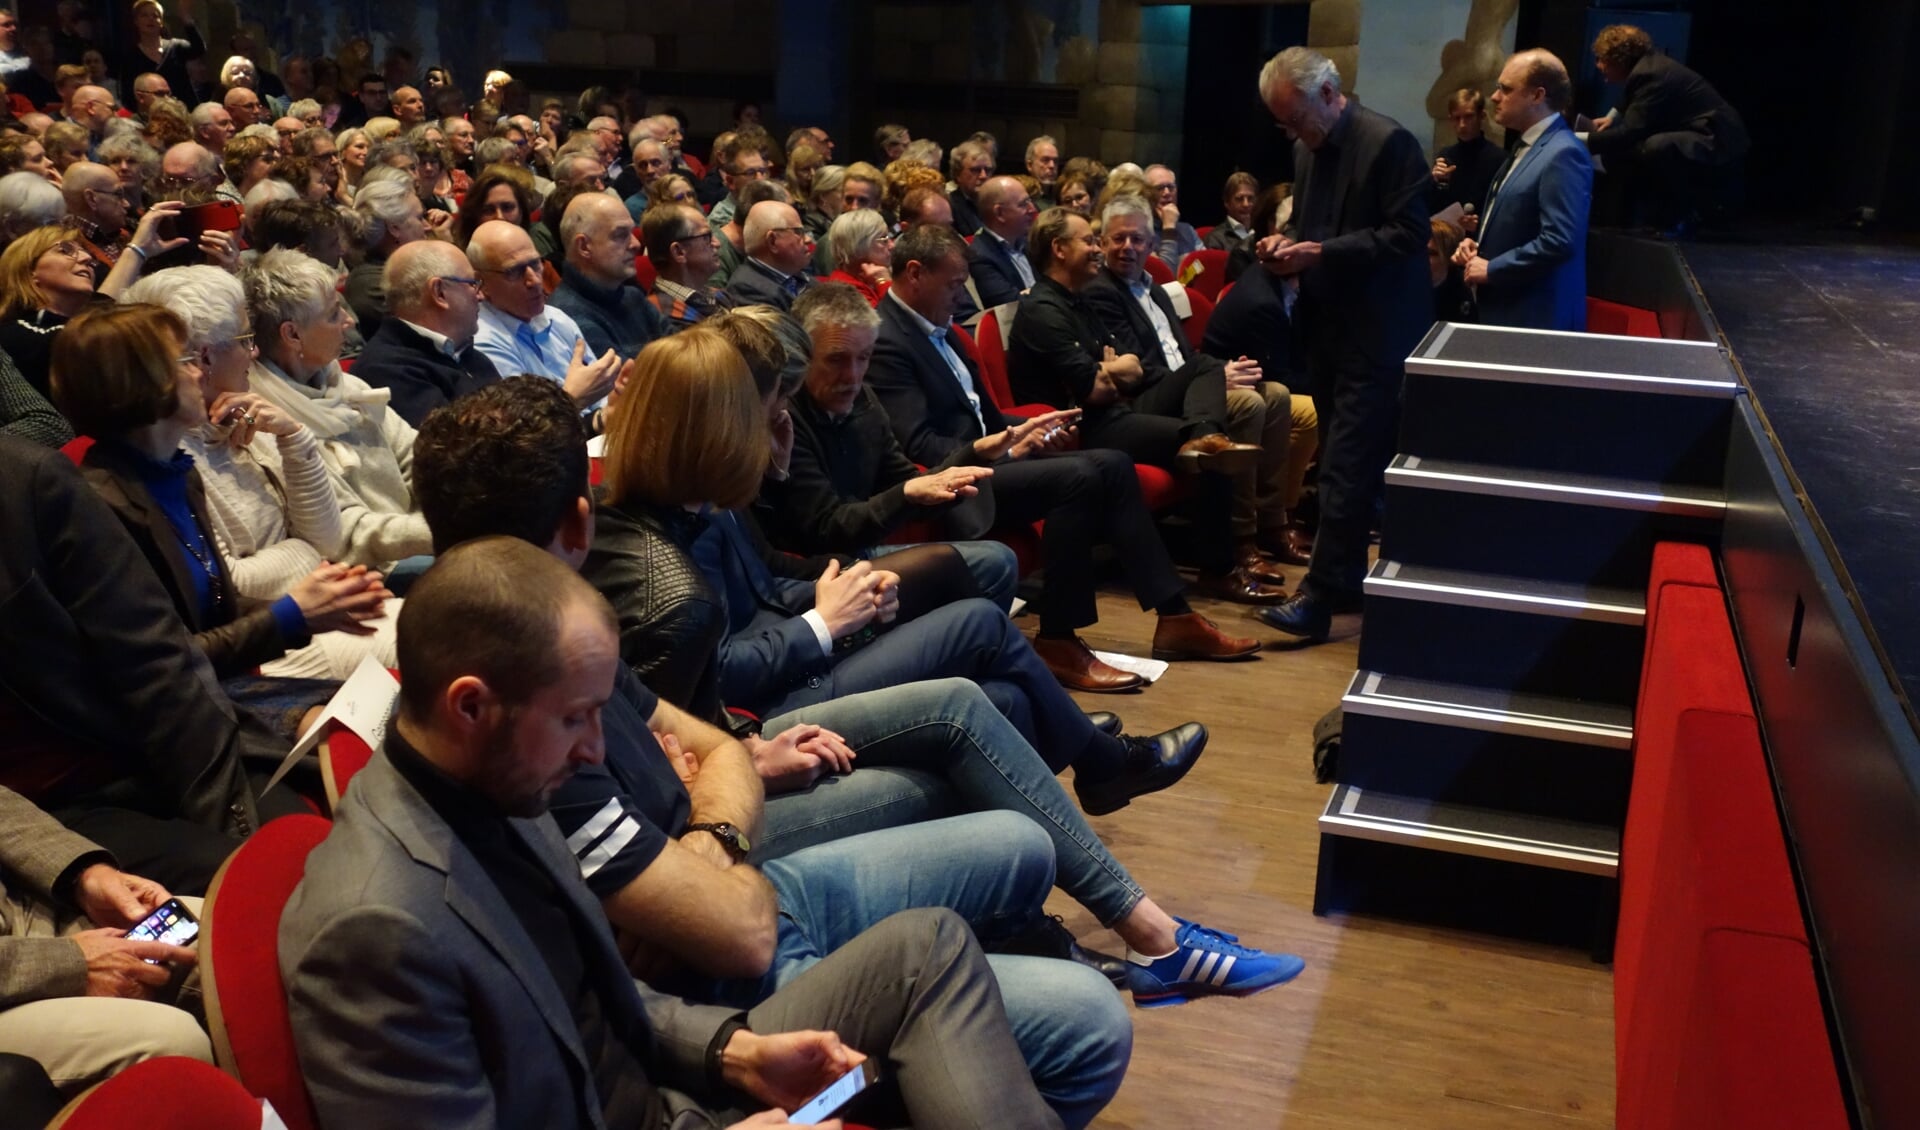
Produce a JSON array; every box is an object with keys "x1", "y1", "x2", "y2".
[
  {"x1": 125, "y1": 898, "x2": 199, "y2": 962},
  {"x1": 174, "y1": 200, "x2": 244, "y2": 240},
  {"x1": 788, "y1": 1061, "x2": 880, "y2": 1124}
]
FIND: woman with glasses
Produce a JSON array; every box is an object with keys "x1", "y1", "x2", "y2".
[
  {"x1": 821, "y1": 208, "x2": 893, "y2": 305},
  {"x1": 50, "y1": 302, "x2": 390, "y2": 686},
  {"x1": 646, "y1": 172, "x2": 698, "y2": 210},
  {"x1": 121, "y1": 266, "x2": 400, "y2": 679}
]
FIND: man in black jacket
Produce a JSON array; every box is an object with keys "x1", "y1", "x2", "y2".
[
  {"x1": 724, "y1": 201, "x2": 813, "y2": 313},
  {"x1": 1587, "y1": 23, "x2": 1748, "y2": 228},
  {"x1": 865, "y1": 226, "x2": 1267, "y2": 680},
  {"x1": 1253, "y1": 47, "x2": 1431, "y2": 641},
  {"x1": 967, "y1": 176, "x2": 1038, "y2": 309},
  {"x1": 547, "y1": 194, "x2": 671, "y2": 359},
  {"x1": 352, "y1": 240, "x2": 500, "y2": 427}
]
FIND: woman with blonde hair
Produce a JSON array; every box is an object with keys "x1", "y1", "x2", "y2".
[
  {"x1": 120, "y1": 0, "x2": 205, "y2": 110},
  {"x1": 333, "y1": 126, "x2": 370, "y2": 200}
]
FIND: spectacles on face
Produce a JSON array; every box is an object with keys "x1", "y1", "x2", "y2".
[
  {"x1": 46, "y1": 241, "x2": 89, "y2": 261},
  {"x1": 434, "y1": 275, "x2": 480, "y2": 293},
  {"x1": 733, "y1": 164, "x2": 770, "y2": 180},
  {"x1": 481, "y1": 256, "x2": 544, "y2": 280},
  {"x1": 671, "y1": 230, "x2": 718, "y2": 247}
]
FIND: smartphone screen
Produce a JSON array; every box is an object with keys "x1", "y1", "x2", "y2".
[
  {"x1": 125, "y1": 898, "x2": 199, "y2": 960},
  {"x1": 789, "y1": 1061, "x2": 878, "y2": 1124}
]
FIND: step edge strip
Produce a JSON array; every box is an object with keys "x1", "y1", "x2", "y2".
[
  {"x1": 1363, "y1": 572, "x2": 1647, "y2": 625},
  {"x1": 1385, "y1": 461, "x2": 1727, "y2": 516},
  {"x1": 1405, "y1": 356, "x2": 1740, "y2": 398},
  {"x1": 1318, "y1": 808, "x2": 1621, "y2": 877},
  {"x1": 1419, "y1": 322, "x2": 1724, "y2": 348},
  {"x1": 1341, "y1": 688, "x2": 1636, "y2": 748}
]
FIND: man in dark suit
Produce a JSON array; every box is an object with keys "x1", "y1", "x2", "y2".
[
  {"x1": 947, "y1": 139, "x2": 994, "y2": 236},
  {"x1": 351, "y1": 240, "x2": 500, "y2": 427},
  {"x1": 281, "y1": 537, "x2": 1072, "y2": 1130},
  {"x1": 724, "y1": 201, "x2": 813, "y2": 313},
  {"x1": 1252, "y1": 47, "x2": 1431, "y2": 640},
  {"x1": 1586, "y1": 24, "x2": 1748, "y2": 229},
  {"x1": 1452, "y1": 49, "x2": 1592, "y2": 331},
  {"x1": 966, "y1": 175, "x2": 1038, "y2": 310}
]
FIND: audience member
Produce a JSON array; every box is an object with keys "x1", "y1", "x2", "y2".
[
  {"x1": 0, "y1": 216, "x2": 182, "y2": 396},
  {"x1": 128, "y1": 71, "x2": 170, "y2": 118},
  {"x1": 220, "y1": 82, "x2": 262, "y2": 129},
  {"x1": 1203, "y1": 171, "x2": 1261, "y2": 250},
  {"x1": 801, "y1": 163, "x2": 847, "y2": 238},
  {"x1": 344, "y1": 240, "x2": 499, "y2": 427},
  {"x1": 947, "y1": 139, "x2": 993, "y2": 235},
  {"x1": 188, "y1": 100, "x2": 231, "y2": 153},
  {"x1": 345, "y1": 175, "x2": 432, "y2": 338},
  {"x1": 967, "y1": 174, "x2": 1039, "y2": 308},
  {"x1": 1428, "y1": 218, "x2": 1475, "y2": 323},
  {"x1": 120, "y1": 0, "x2": 202, "y2": 114},
  {"x1": 467, "y1": 219, "x2": 621, "y2": 428},
  {"x1": 59, "y1": 161, "x2": 127, "y2": 263},
  {"x1": 1586, "y1": 22, "x2": 1747, "y2": 228},
  {"x1": 821, "y1": 208, "x2": 893, "y2": 304},
  {"x1": 1055, "y1": 169, "x2": 1094, "y2": 217},
  {"x1": 705, "y1": 132, "x2": 772, "y2": 232},
  {"x1": 874, "y1": 121, "x2": 910, "y2": 163},
  {"x1": 549, "y1": 192, "x2": 670, "y2": 359},
  {"x1": 1429, "y1": 88, "x2": 1504, "y2": 223},
  {"x1": 142, "y1": 97, "x2": 192, "y2": 150},
  {"x1": 643, "y1": 201, "x2": 733, "y2": 330},
  {"x1": 217, "y1": 132, "x2": 274, "y2": 203},
  {"x1": 0, "y1": 170, "x2": 67, "y2": 243},
  {"x1": 0, "y1": 134, "x2": 59, "y2": 182},
  {"x1": 1252, "y1": 47, "x2": 1428, "y2": 641},
  {"x1": 39, "y1": 121, "x2": 89, "y2": 174},
  {"x1": 451, "y1": 164, "x2": 534, "y2": 246},
  {"x1": 1141, "y1": 165, "x2": 1200, "y2": 268},
  {"x1": 332, "y1": 125, "x2": 369, "y2": 197},
  {"x1": 1025, "y1": 135, "x2": 1060, "y2": 207},
  {"x1": 388, "y1": 83, "x2": 424, "y2": 128},
  {"x1": 248, "y1": 197, "x2": 345, "y2": 265},
  {"x1": 726, "y1": 200, "x2": 814, "y2": 313},
  {"x1": 0, "y1": 345, "x2": 70, "y2": 445}
]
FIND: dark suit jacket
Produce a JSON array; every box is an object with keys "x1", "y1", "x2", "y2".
[
  {"x1": 79, "y1": 442, "x2": 302, "y2": 679},
  {"x1": 723, "y1": 256, "x2": 805, "y2": 313},
  {"x1": 688, "y1": 508, "x2": 835, "y2": 714},
  {"x1": 1005, "y1": 276, "x2": 1127, "y2": 428},
  {"x1": 343, "y1": 252, "x2": 390, "y2": 343},
  {"x1": 1587, "y1": 52, "x2": 1749, "y2": 165},
  {"x1": 1475, "y1": 116, "x2": 1592, "y2": 332},
  {"x1": 0, "y1": 435, "x2": 261, "y2": 836},
  {"x1": 868, "y1": 294, "x2": 1014, "y2": 468},
  {"x1": 1081, "y1": 268, "x2": 1192, "y2": 379},
  {"x1": 1202, "y1": 267, "x2": 1297, "y2": 387},
  {"x1": 281, "y1": 749, "x2": 735, "y2": 1130},
  {"x1": 966, "y1": 231, "x2": 1027, "y2": 310},
  {"x1": 1284, "y1": 98, "x2": 1433, "y2": 373},
  {"x1": 350, "y1": 318, "x2": 502, "y2": 427},
  {"x1": 949, "y1": 188, "x2": 984, "y2": 237}
]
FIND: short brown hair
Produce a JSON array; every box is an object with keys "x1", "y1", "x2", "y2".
[
  {"x1": 51, "y1": 303, "x2": 188, "y2": 438},
  {"x1": 414, "y1": 376, "x2": 590, "y2": 555},
  {"x1": 706, "y1": 311, "x2": 788, "y2": 401},
  {"x1": 394, "y1": 536, "x2": 616, "y2": 725},
  {"x1": 1593, "y1": 24, "x2": 1653, "y2": 72},
  {"x1": 602, "y1": 329, "x2": 769, "y2": 511},
  {"x1": 642, "y1": 202, "x2": 704, "y2": 268},
  {"x1": 1516, "y1": 50, "x2": 1574, "y2": 113},
  {"x1": 1221, "y1": 171, "x2": 1260, "y2": 208},
  {"x1": 41, "y1": 121, "x2": 89, "y2": 165},
  {"x1": 222, "y1": 134, "x2": 275, "y2": 187},
  {"x1": 1028, "y1": 206, "x2": 1082, "y2": 275}
]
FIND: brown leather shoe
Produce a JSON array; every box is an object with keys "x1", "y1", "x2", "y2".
[
  {"x1": 1174, "y1": 433, "x2": 1261, "y2": 476},
  {"x1": 1193, "y1": 566, "x2": 1289, "y2": 605},
  {"x1": 1237, "y1": 540, "x2": 1289, "y2": 586},
  {"x1": 1152, "y1": 611, "x2": 1262, "y2": 661},
  {"x1": 1030, "y1": 634, "x2": 1146, "y2": 694},
  {"x1": 1257, "y1": 524, "x2": 1314, "y2": 567}
]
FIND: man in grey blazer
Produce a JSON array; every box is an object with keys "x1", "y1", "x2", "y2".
[{"x1": 282, "y1": 537, "x2": 1064, "y2": 1130}]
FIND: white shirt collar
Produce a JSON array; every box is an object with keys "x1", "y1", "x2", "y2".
[
  {"x1": 1516, "y1": 114, "x2": 1555, "y2": 149},
  {"x1": 396, "y1": 317, "x2": 462, "y2": 358},
  {"x1": 887, "y1": 289, "x2": 947, "y2": 338}
]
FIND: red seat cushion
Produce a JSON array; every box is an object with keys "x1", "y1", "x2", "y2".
[
  {"x1": 1587, "y1": 297, "x2": 1661, "y2": 339},
  {"x1": 1144, "y1": 255, "x2": 1174, "y2": 286},
  {"x1": 51, "y1": 1057, "x2": 264, "y2": 1129},
  {"x1": 320, "y1": 725, "x2": 376, "y2": 811},
  {"x1": 633, "y1": 253, "x2": 657, "y2": 293},
  {"x1": 1180, "y1": 249, "x2": 1230, "y2": 299},
  {"x1": 1181, "y1": 286, "x2": 1215, "y2": 352}
]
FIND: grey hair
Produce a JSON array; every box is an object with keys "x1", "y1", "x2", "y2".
[
  {"x1": 217, "y1": 55, "x2": 255, "y2": 87},
  {"x1": 367, "y1": 137, "x2": 417, "y2": 168},
  {"x1": 827, "y1": 208, "x2": 890, "y2": 272},
  {"x1": 551, "y1": 150, "x2": 601, "y2": 186},
  {"x1": 101, "y1": 117, "x2": 143, "y2": 142},
  {"x1": 810, "y1": 164, "x2": 847, "y2": 209},
  {"x1": 384, "y1": 240, "x2": 469, "y2": 312},
  {"x1": 792, "y1": 280, "x2": 881, "y2": 338},
  {"x1": 1024, "y1": 135, "x2": 1057, "y2": 163},
  {"x1": 333, "y1": 127, "x2": 367, "y2": 152},
  {"x1": 243, "y1": 177, "x2": 298, "y2": 228},
  {"x1": 1260, "y1": 46, "x2": 1341, "y2": 102},
  {"x1": 189, "y1": 101, "x2": 226, "y2": 130},
  {"x1": 1100, "y1": 191, "x2": 1155, "y2": 230},
  {"x1": 244, "y1": 248, "x2": 339, "y2": 337},
  {"x1": 0, "y1": 173, "x2": 66, "y2": 232},
  {"x1": 235, "y1": 123, "x2": 278, "y2": 145},
  {"x1": 948, "y1": 139, "x2": 991, "y2": 178},
  {"x1": 474, "y1": 136, "x2": 516, "y2": 168},
  {"x1": 123, "y1": 265, "x2": 246, "y2": 346},
  {"x1": 353, "y1": 176, "x2": 417, "y2": 246},
  {"x1": 96, "y1": 132, "x2": 158, "y2": 175},
  {"x1": 287, "y1": 98, "x2": 321, "y2": 121},
  {"x1": 901, "y1": 139, "x2": 942, "y2": 169}
]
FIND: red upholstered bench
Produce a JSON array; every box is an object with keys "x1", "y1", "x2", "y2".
[
  {"x1": 1614, "y1": 542, "x2": 1847, "y2": 1130},
  {"x1": 1587, "y1": 297, "x2": 1662, "y2": 339}
]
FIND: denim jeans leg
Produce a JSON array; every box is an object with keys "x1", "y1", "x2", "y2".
[
  {"x1": 985, "y1": 954, "x2": 1133, "y2": 1130},
  {"x1": 755, "y1": 767, "x2": 955, "y2": 863}
]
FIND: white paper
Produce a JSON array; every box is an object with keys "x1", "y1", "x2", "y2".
[
  {"x1": 1091, "y1": 650, "x2": 1171, "y2": 685},
  {"x1": 260, "y1": 1098, "x2": 291, "y2": 1130},
  {"x1": 1433, "y1": 202, "x2": 1468, "y2": 228},
  {"x1": 586, "y1": 433, "x2": 608, "y2": 458},
  {"x1": 1008, "y1": 596, "x2": 1028, "y2": 619},
  {"x1": 263, "y1": 654, "x2": 400, "y2": 794}
]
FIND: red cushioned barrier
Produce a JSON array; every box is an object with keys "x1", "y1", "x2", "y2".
[
  {"x1": 1587, "y1": 297, "x2": 1663, "y2": 339},
  {"x1": 201, "y1": 815, "x2": 335, "y2": 1130},
  {"x1": 1615, "y1": 543, "x2": 1847, "y2": 1130},
  {"x1": 49, "y1": 1057, "x2": 264, "y2": 1129},
  {"x1": 1180, "y1": 287, "x2": 1215, "y2": 352}
]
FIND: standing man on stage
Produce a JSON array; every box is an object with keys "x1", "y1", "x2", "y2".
[{"x1": 1251, "y1": 47, "x2": 1430, "y2": 642}]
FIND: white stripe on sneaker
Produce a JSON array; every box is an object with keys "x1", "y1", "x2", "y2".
[
  {"x1": 566, "y1": 799, "x2": 624, "y2": 854},
  {"x1": 1193, "y1": 952, "x2": 1221, "y2": 984},
  {"x1": 1176, "y1": 949, "x2": 1205, "y2": 983},
  {"x1": 1211, "y1": 954, "x2": 1237, "y2": 986}
]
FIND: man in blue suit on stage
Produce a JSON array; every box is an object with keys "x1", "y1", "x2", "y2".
[{"x1": 1454, "y1": 49, "x2": 1592, "y2": 332}]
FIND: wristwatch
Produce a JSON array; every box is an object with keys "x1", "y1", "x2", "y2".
[{"x1": 686, "y1": 822, "x2": 752, "y2": 862}]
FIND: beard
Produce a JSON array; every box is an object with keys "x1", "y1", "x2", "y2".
[{"x1": 475, "y1": 710, "x2": 557, "y2": 819}]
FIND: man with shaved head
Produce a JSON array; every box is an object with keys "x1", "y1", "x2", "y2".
[
  {"x1": 130, "y1": 73, "x2": 170, "y2": 119},
  {"x1": 467, "y1": 220, "x2": 622, "y2": 429},
  {"x1": 190, "y1": 102, "x2": 234, "y2": 154},
  {"x1": 968, "y1": 174, "x2": 1040, "y2": 308},
  {"x1": 272, "y1": 116, "x2": 304, "y2": 155},
  {"x1": 158, "y1": 141, "x2": 222, "y2": 201},
  {"x1": 351, "y1": 239, "x2": 502, "y2": 426},
  {"x1": 59, "y1": 160, "x2": 129, "y2": 262},
  {"x1": 222, "y1": 85, "x2": 264, "y2": 129},
  {"x1": 65, "y1": 84, "x2": 114, "y2": 148},
  {"x1": 389, "y1": 85, "x2": 426, "y2": 129},
  {"x1": 549, "y1": 193, "x2": 670, "y2": 359},
  {"x1": 724, "y1": 200, "x2": 813, "y2": 312}
]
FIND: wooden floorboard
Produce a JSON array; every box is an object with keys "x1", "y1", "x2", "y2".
[{"x1": 1035, "y1": 572, "x2": 1615, "y2": 1130}]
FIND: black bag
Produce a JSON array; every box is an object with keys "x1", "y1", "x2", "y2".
[{"x1": 1312, "y1": 705, "x2": 1342, "y2": 783}]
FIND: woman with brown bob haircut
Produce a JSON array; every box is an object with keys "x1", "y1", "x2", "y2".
[{"x1": 603, "y1": 328, "x2": 768, "y2": 513}]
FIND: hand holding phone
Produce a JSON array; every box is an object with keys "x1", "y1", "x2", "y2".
[
  {"x1": 786, "y1": 1060, "x2": 879, "y2": 1124},
  {"x1": 125, "y1": 897, "x2": 201, "y2": 956}
]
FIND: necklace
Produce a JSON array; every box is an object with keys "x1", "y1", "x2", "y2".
[{"x1": 168, "y1": 517, "x2": 226, "y2": 614}]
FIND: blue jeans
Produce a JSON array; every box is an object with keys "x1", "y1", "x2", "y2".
[
  {"x1": 758, "y1": 678, "x2": 1147, "y2": 927},
  {"x1": 714, "y1": 812, "x2": 1130, "y2": 1130},
  {"x1": 867, "y1": 539, "x2": 1019, "y2": 612}
]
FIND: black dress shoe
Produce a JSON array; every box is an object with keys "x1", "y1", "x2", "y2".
[
  {"x1": 1258, "y1": 590, "x2": 1362, "y2": 642},
  {"x1": 1075, "y1": 722, "x2": 1207, "y2": 816},
  {"x1": 990, "y1": 914, "x2": 1131, "y2": 988},
  {"x1": 1086, "y1": 711, "x2": 1123, "y2": 739}
]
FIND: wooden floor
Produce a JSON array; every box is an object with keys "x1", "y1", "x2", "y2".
[{"x1": 1036, "y1": 572, "x2": 1616, "y2": 1130}]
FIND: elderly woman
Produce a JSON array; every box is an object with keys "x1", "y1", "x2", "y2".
[
  {"x1": 220, "y1": 134, "x2": 277, "y2": 204},
  {"x1": 244, "y1": 248, "x2": 433, "y2": 571},
  {"x1": 123, "y1": 265, "x2": 399, "y2": 679},
  {"x1": 97, "y1": 132, "x2": 160, "y2": 213},
  {"x1": 647, "y1": 172, "x2": 698, "y2": 209},
  {"x1": 801, "y1": 165, "x2": 846, "y2": 241},
  {"x1": 345, "y1": 176, "x2": 431, "y2": 339},
  {"x1": 0, "y1": 172, "x2": 66, "y2": 245},
  {"x1": 50, "y1": 303, "x2": 389, "y2": 684},
  {"x1": 822, "y1": 209, "x2": 892, "y2": 305},
  {"x1": 143, "y1": 96, "x2": 195, "y2": 150}
]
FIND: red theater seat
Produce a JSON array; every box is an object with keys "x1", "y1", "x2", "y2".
[
  {"x1": 1144, "y1": 255, "x2": 1174, "y2": 286},
  {"x1": 1587, "y1": 297, "x2": 1662, "y2": 339},
  {"x1": 320, "y1": 725, "x2": 376, "y2": 812},
  {"x1": 1180, "y1": 249, "x2": 1230, "y2": 299},
  {"x1": 47, "y1": 1058, "x2": 263, "y2": 1130}
]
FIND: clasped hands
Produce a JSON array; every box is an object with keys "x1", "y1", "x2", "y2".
[
  {"x1": 1450, "y1": 236, "x2": 1489, "y2": 287},
  {"x1": 1254, "y1": 234, "x2": 1323, "y2": 277}
]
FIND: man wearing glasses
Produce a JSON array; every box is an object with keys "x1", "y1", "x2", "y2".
[
  {"x1": 725, "y1": 201, "x2": 815, "y2": 314},
  {"x1": 642, "y1": 203, "x2": 735, "y2": 331},
  {"x1": 704, "y1": 135, "x2": 771, "y2": 232},
  {"x1": 351, "y1": 241, "x2": 504, "y2": 427},
  {"x1": 466, "y1": 221, "x2": 623, "y2": 434},
  {"x1": 61, "y1": 162, "x2": 131, "y2": 262}
]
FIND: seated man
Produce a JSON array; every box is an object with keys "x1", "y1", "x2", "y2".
[
  {"x1": 281, "y1": 537, "x2": 1074, "y2": 1130},
  {"x1": 1144, "y1": 164, "x2": 1201, "y2": 269},
  {"x1": 345, "y1": 177, "x2": 434, "y2": 341},
  {"x1": 549, "y1": 193, "x2": 671, "y2": 359},
  {"x1": 786, "y1": 268, "x2": 1262, "y2": 685},
  {"x1": 467, "y1": 220, "x2": 624, "y2": 434},
  {"x1": 351, "y1": 239, "x2": 501, "y2": 426},
  {"x1": 946, "y1": 139, "x2": 993, "y2": 236},
  {"x1": 966, "y1": 175, "x2": 1038, "y2": 309},
  {"x1": 1085, "y1": 193, "x2": 1318, "y2": 572},
  {"x1": 725, "y1": 201, "x2": 814, "y2": 314},
  {"x1": 641, "y1": 201, "x2": 735, "y2": 331},
  {"x1": 0, "y1": 786, "x2": 208, "y2": 1094}
]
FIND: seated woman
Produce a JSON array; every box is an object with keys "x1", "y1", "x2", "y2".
[
  {"x1": 49, "y1": 303, "x2": 388, "y2": 694},
  {"x1": 242, "y1": 248, "x2": 434, "y2": 573},
  {"x1": 332, "y1": 126, "x2": 370, "y2": 204},
  {"x1": 124, "y1": 265, "x2": 400, "y2": 679},
  {"x1": 452, "y1": 165, "x2": 537, "y2": 248},
  {"x1": 821, "y1": 208, "x2": 892, "y2": 305}
]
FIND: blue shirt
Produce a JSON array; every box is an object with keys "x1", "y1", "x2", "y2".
[{"x1": 472, "y1": 302, "x2": 597, "y2": 404}]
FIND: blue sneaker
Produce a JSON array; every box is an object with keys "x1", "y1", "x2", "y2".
[{"x1": 1124, "y1": 919, "x2": 1305, "y2": 1008}]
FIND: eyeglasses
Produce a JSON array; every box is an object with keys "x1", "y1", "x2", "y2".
[
  {"x1": 671, "y1": 231, "x2": 718, "y2": 246},
  {"x1": 480, "y1": 257, "x2": 544, "y2": 279},
  {"x1": 226, "y1": 332, "x2": 256, "y2": 349},
  {"x1": 46, "y1": 241, "x2": 88, "y2": 260},
  {"x1": 732, "y1": 165, "x2": 770, "y2": 179},
  {"x1": 434, "y1": 275, "x2": 481, "y2": 291},
  {"x1": 774, "y1": 226, "x2": 809, "y2": 238}
]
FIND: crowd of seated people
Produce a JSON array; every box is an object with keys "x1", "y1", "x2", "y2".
[{"x1": 0, "y1": 8, "x2": 1750, "y2": 1123}]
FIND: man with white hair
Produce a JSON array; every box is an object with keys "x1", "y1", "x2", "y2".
[
  {"x1": 548, "y1": 193, "x2": 669, "y2": 359},
  {"x1": 352, "y1": 239, "x2": 501, "y2": 426},
  {"x1": 189, "y1": 102, "x2": 234, "y2": 155},
  {"x1": 1026, "y1": 135, "x2": 1060, "y2": 206},
  {"x1": 583, "y1": 114, "x2": 623, "y2": 179},
  {"x1": 1251, "y1": 46, "x2": 1429, "y2": 641},
  {"x1": 1143, "y1": 164, "x2": 1201, "y2": 269},
  {"x1": 947, "y1": 139, "x2": 994, "y2": 236},
  {"x1": 467, "y1": 220, "x2": 622, "y2": 432},
  {"x1": 346, "y1": 177, "x2": 432, "y2": 340},
  {"x1": 442, "y1": 115, "x2": 477, "y2": 179},
  {"x1": 613, "y1": 129, "x2": 668, "y2": 202},
  {"x1": 725, "y1": 200, "x2": 813, "y2": 313}
]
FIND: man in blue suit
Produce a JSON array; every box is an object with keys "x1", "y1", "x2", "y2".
[{"x1": 1454, "y1": 49, "x2": 1592, "y2": 332}]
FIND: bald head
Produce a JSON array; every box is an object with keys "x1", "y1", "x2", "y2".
[
  {"x1": 222, "y1": 84, "x2": 263, "y2": 125},
  {"x1": 466, "y1": 220, "x2": 546, "y2": 323},
  {"x1": 978, "y1": 175, "x2": 1037, "y2": 241},
  {"x1": 745, "y1": 200, "x2": 800, "y2": 253},
  {"x1": 60, "y1": 160, "x2": 117, "y2": 197},
  {"x1": 162, "y1": 141, "x2": 219, "y2": 182},
  {"x1": 391, "y1": 85, "x2": 425, "y2": 126},
  {"x1": 62, "y1": 159, "x2": 128, "y2": 229},
  {"x1": 561, "y1": 193, "x2": 637, "y2": 286},
  {"x1": 70, "y1": 85, "x2": 114, "y2": 131},
  {"x1": 386, "y1": 238, "x2": 481, "y2": 342},
  {"x1": 273, "y1": 116, "x2": 304, "y2": 152},
  {"x1": 466, "y1": 218, "x2": 537, "y2": 271}
]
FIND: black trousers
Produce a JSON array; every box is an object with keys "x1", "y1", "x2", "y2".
[
  {"x1": 54, "y1": 774, "x2": 314, "y2": 896},
  {"x1": 0, "y1": 1054, "x2": 62, "y2": 1130},
  {"x1": 1302, "y1": 350, "x2": 1402, "y2": 600},
  {"x1": 1082, "y1": 356, "x2": 1229, "y2": 466},
  {"x1": 987, "y1": 449, "x2": 1187, "y2": 632}
]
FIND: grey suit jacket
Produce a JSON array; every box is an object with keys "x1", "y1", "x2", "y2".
[
  {"x1": 0, "y1": 786, "x2": 108, "y2": 1009},
  {"x1": 281, "y1": 751, "x2": 741, "y2": 1130}
]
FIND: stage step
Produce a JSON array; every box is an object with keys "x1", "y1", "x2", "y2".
[
  {"x1": 1407, "y1": 321, "x2": 1738, "y2": 398},
  {"x1": 1365, "y1": 561, "x2": 1646, "y2": 625},
  {"x1": 1318, "y1": 782, "x2": 1621, "y2": 876},
  {"x1": 1341, "y1": 670, "x2": 1634, "y2": 750},
  {"x1": 1385, "y1": 455, "x2": 1726, "y2": 517}
]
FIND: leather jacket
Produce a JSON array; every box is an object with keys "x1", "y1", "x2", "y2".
[{"x1": 581, "y1": 499, "x2": 730, "y2": 724}]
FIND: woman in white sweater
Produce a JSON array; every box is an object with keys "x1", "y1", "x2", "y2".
[
  {"x1": 123, "y1": 265, "x2": 400, "y2": 680},
  {"x1": 242, "y1": 248, "x2": 435, "y2": 574}
]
